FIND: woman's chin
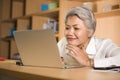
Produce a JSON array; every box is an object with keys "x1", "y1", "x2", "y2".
[{"x1": 68, "y1": 42, "x2": 79, "y2": 46}]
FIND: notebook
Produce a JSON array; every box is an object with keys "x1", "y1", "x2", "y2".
[{"x1": 14, "y1": 29, "x2": 64, "y2": 68}]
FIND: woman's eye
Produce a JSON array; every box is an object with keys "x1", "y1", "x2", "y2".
[
  {"x1": 74, "y1": 28, "x2": 80, "y2": 30},
  {"x1": 65, "y1": 27, "x2": 70, "y2": 30}
]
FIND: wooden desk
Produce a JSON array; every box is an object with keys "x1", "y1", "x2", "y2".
[{"x1": 0, "y1": 60, "x2": 120, "y2": 80}]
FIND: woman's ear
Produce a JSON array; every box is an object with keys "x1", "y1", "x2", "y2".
[{"x1": 88, "y1": 29, "x2": 94, "y2": 38}]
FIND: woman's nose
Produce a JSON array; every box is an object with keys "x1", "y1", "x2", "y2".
[{"x1": 67, "y1": 28, "x2": 74, "y2": 35}]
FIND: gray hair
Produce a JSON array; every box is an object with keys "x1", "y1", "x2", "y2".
[{"x1": 65, "y1": 6, "x2": 96, "y2": 32}]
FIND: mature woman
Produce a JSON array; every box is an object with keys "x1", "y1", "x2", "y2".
[{"x1": 58, "y1": 6, "x2": 120, "y2": 68}]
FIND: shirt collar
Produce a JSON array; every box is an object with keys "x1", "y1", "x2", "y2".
[{"x1": 86, "y1": 36, "x2": 96, "y2": 54}]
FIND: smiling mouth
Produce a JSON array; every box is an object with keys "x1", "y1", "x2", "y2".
[{"x1": 67, "y1": 38, "x2": 77, "y2": 41}]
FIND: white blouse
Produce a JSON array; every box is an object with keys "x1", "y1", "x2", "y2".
[{"x1": 57, "y1": 36, "x2": 120, "y2": 67}]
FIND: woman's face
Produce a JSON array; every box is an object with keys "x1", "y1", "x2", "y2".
[{"x1": 64, "y1": 15, "x2": 91, "y2": 46}]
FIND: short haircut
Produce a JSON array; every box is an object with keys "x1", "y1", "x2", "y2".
[{"x1": 65, "y1": 6, "x2": 96, "y2": 32}]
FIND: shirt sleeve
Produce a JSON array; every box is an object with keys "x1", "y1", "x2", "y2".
[
  {"x1": 57, "y1": 37, "x2": 67, "y2": 57},
  {"x1": 94, "y1": 39, "x2": 120, "y2": 67}
]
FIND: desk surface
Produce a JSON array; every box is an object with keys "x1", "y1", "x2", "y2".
[{"x1": 0, "y1": 60, "x2": 120, "y2": 80}]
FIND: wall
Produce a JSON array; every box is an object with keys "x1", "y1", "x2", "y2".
[{"x1": 95, "y1": 16, "x2": 120, "y2": 46}]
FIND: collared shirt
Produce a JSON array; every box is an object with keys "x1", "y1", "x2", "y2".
[{"x1": 57, "y1": 36, "x2": 120, "y2": 67}]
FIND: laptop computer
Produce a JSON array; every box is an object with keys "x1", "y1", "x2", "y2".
[{"x1": 14, "y1": 29, "x2": 64, "y2": 68}]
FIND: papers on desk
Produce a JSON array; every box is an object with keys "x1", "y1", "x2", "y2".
[
  {"x1": 93, "y1": 69, "x2": 120, "y2": 73},
  {"x1": 93, "y1": 66, "x2": 120, "y2": 73}
]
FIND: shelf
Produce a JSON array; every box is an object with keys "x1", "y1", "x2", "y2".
[
  {"x1": 95, "y1": 9, "x2": 120, "y2": 18},
  {"x1": 0, "y1": 36, "x2": 14, "y2": 42},
  {"x1": 13, "y1": 8, "x2": 120, "y2": 20},
  {"x1": 32, "y1": 8, "x2": 59, "y2": 19},
  {"x1": 21, "y1": 8, "x2": 59, "y2": 19},
  {"x1": 1, "y1": 19, "x2": 16, "y2": 23},
  {"x1": 13, "y1": 0, "x2": 24, "y2": 2},
  {"x1": 1, "y1": 8, "x2": 59, "y2": 22},
  {"x1": 1, "y1": 15, "x2": 31, "y2": 22}
]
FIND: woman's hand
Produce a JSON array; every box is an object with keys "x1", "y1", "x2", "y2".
[{"x1": 66, "y1": 44, "x2": 92, "y2": 67}]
